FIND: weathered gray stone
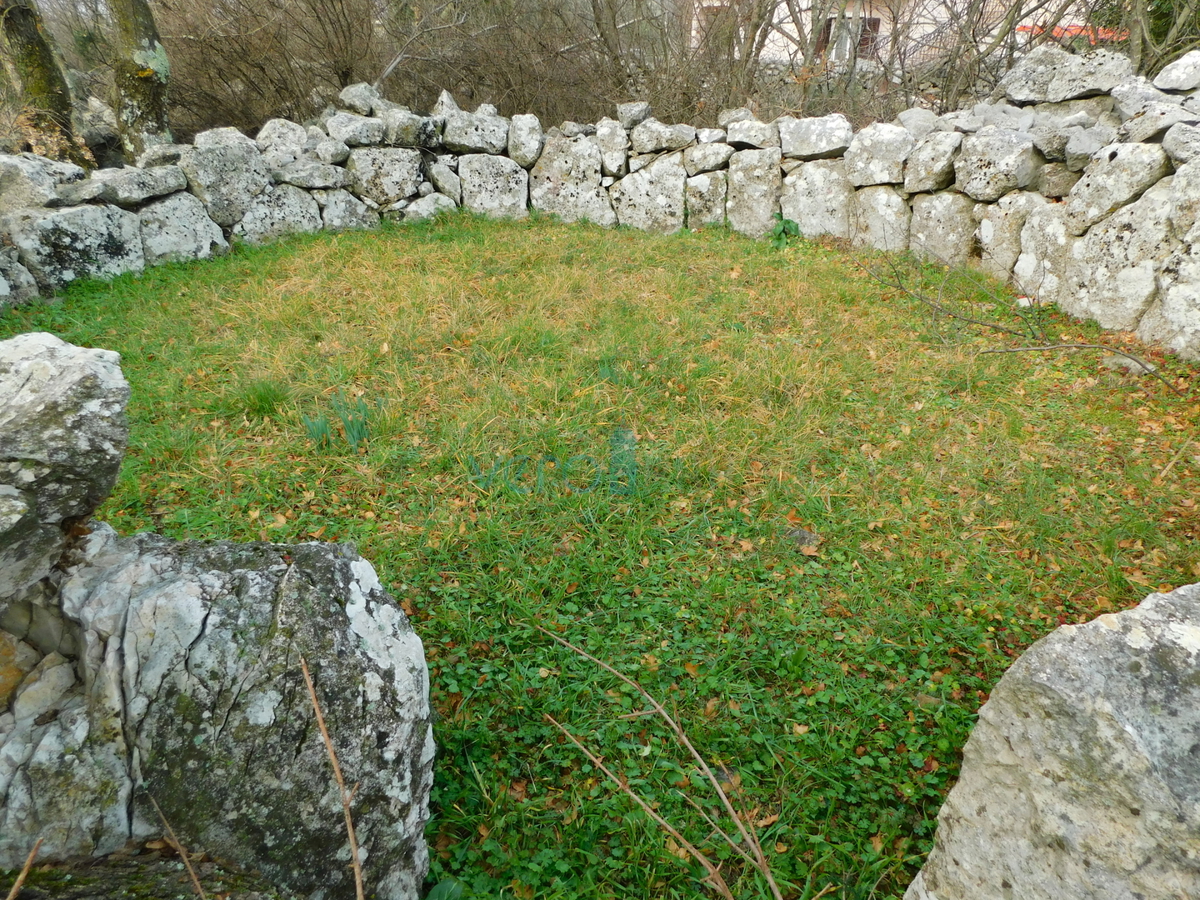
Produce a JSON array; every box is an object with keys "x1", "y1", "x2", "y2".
[
  {"x1": 1064, "y1": 124, "x2": 1116, "y2": 171},
  {"x1": 84, "y1": 165, "x2": 188, "y2": 208},
  {"x1": 194, "y1": 127, "x2": 257, "y2": 151},
  {"x1": 1154, "y1": 49, "x2": 1200, "y2": 91},
  {"x1": 178, "y1": 144, "x2": 271, "y2": 227},
  {"x1": 610, "y1": 152, "x2": 685, "y2": 234},
  {"x1": 313, "y1": 137, "x2": 351, "y2": 165},
  {"x1": 0, "y1": 248, "x2": 38, "y2": 308},
  {"x1": 232, "y1": 184, "x2": 322, "y2": 244},
  {"x1": 851, "y1": 186, "x2": 910, "y2": 252},
  {"x1": 726, "y1": 119, "x2": 779, "y2": 149},
  {"x1": 459, "y1": 154, "x2": 528, "y2": 219},
  {"x1": 431, "y1": 90, "x2": 459, "y2": 117},
  {"x1": 139, "y1": 192, "x2": 229, "y2": 266},
  {"x1": 1117, "y1": 101, "x2": 1197, "y2": 142},
  {"x1": 905, "y1": 583, "x2": 1200, "y2": 900},
  {"x1": 976, "y1": 191, "x2": 1045, "y2": 282},
  {"x1": 594, "y1": 117, "x2": 628, "y2": 177},
  {"x1": 428, "y1": 163, "x2": 461, "y2": 205},
  {"x1": 338, "y1": 81, "x2": 382, "y2": 115},
  {"x1": 403, "y1": 192, "x2": 457, "y2": 222},
  {"x1": 316, "y1": 189, "x2": 379, "y2": 230},
  {"x1": 1030, "y1": 123, "x2": 1073, "y2": 161},
  {"x1": 0, "y1": 333, "x2": 128, "y2": 606},
  {"x1": 255, "y1": 118, "x2": 308, "y2": 162},
  {"x1": 1062, "y1": 178, "x2": 1177, "y2": 329},
  {"x1": 0, "y1": 154, "x2": 85, "y2": 214},
  {"x1": 844, "y1": 123, "x2": 913, "y2": 186},
  {"x1": 697, "y1": 128, "x2": 725, "y2": 143},
  {"x1": 1111, "y1": 76, "x2": 1176, "y2": 120},
  {"x1": 1168, "y1": 158, "x2": 1200, "y2": 239},
  {"x1": 630, "y1": 119, "x2": 696, "y2": 154},
  {"x1": 898, "y1": 107, "x2": 941, "y2": 140},
  {"x1": 909, "y1": 192, "x2": 978, "y2": 266},
  {"x1": 1064, "y1": 142, "x2": 1171, "y2": 235},
  {"x1": 443, "y1": 111, "x2": 509, "y2": 155},
  {"x1": 904, "y1": 131, "x2": 963, "y2": 193},
  {"x1": 136, "y1": 144, "x2": 187, "y2": 168},
  {"x1": 272, "y1": 159, "x2": 348, "y2": 190},
  {"x1": 1013, "y1": 201, "x2": 1076, "y2": 304},
  {"x1": 558, "y1": 121, "x2": 590, "y2": 138},
  {"x1": 347, "y1": 148, "x2": 423, "y2": 207},
  {"x1": 1164, "y1": 122, "x2": 1200, "y2": 165},
  {"x1": 3, "y1": 205, "x2": 144, "y2": 290},
  {"x1": 717, "y1": 107, "x2": 753, "y2": 127},
  {"x1": 508, "y1": 114, "x2": 544, "y2": 168},
  {"x1": 381, "y1": 108, "x2": 442, "y2": 150},
  {"x1": 530, "y1": 135, "x2": 616, "y2": 226},
  {"x1": 780, "y1": 159, "x2": 854, "y2": 240},
  {"x1": 683, "y1": 142, "x2": 735, "y2": 176},
  {"x1": 616, "y1": 101, "x2": 651, "y2": 130},
  {"x1": 1139, "y1": 242, "x2": 1200, "y2": 357},
  {"x1": 726, "y1": 148, "x2": 781, "y2": 239},
  {"x1": 1000, "y1": 45, "x2": 1134, "y2": 104},
  {"x1": 1038, "y1": 162, "x2": 1081, "y2": 198},
  {"x1": 685, "y1": 171, "x2": 726, "y2": 229},
  {"x1": 327, "y1": 112, "x2": 386, "y2": 147},
  {"x1": 954, "y1": 126, "x2": 1044, "y2": 202}
]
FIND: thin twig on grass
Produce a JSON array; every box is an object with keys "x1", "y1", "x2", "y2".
[
  {"x1": 535, "y1": 625, "x2": 785, "y2": 900},
  {"x1": 980, "y1": 344, "x2": 1185, "y2": 397},
  {"x1": 4, "y1": 838, "x2": 42, "y2": 900},
  {"x1": 1159, "y1": 440, "x2": 1196, "y2": 479},
  {"x1": 300, "y1": 656, "x2": 365, "y2": 900},
  {"x1": 146, "y1": 795, "x2": 207, "y2": 900}
]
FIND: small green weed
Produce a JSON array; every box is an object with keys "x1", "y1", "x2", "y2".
[
  {"x1": 332, "y1": 391, "x2": 372, "y2": 452},
  {"x1": 769, "y1": 213, "x2": 799, "y2": 250},
  {"x1": 302, "y1": 413, "x2": 335, "y2": 450},
  {"x1": 233, "y1": 378, "x2": 291, "y2": 419}
]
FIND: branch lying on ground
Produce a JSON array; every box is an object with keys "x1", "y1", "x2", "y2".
[
  {"x1": 535, "y1": 625, "x2": 785, "y2": 900},
  {"x1": 4, "y1": 838, "x2": 42, "y2": 900},
  {"x1": 300, "y1": 656, "x2": 365, "y2": 900},
  {"x1": 147, "y1": 795, "x2": 208, "y2": 900}
]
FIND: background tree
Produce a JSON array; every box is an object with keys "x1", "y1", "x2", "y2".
[{"x1": 109, "y1": 0, "x2": 170, "y2": 157}]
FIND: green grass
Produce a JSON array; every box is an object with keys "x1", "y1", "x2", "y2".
[{"x1": 4, "y1": 213, "x2": 1197, "y2": 900}]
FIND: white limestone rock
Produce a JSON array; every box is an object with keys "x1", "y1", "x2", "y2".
[
  {"x1": 338, "y1": 81, "x2": 382, "y2": 115},
  {"x1": 327, "y1": 112, "x2": 386, "y2": 147},
  {"x1": 0, "y1": 154, "x2": 85, "y2": 214},
  {"x1": 432, "y1": 90, "x2": 460, "y2": 117},
  {"x1": 909, "y1": 192, "x2": 978, "y2": 267},
  {"x1": 193, "y1": 127, "x2": 257, "y2": 151},
  {"x1": 898, "y1": 107, "x2": 941, "y2": 140},
  {"x1": 1013, "y1": 201, "x2": 1076, "y2": 305},
  {"x1": 530, "y1": 135, "x2": 616, "y2": 226},
  {"x1": 1111, "y1": 76, "x2": 1176, "y2": 120},
  {"x1": 683, "y1": 142, "x2": 735, "y2": 176},
  {"x1": 904, "y1": 131, "x2": 963, "y2": 193},
  {"x1": 443, "y1": 111, "x2": 509, "y2": 155},
  {"x1": 610, "y1": 151, "x2": 686, "y2": 234},
  {"x1": 508, "y1": 114, "x2": 545, "y2": 168},
  {"x1": 1167, "y1": 158, "x2": 1200, "y2": 239},
  {"x1": 594, "y1": 117, "x2": 629, "y2": 178},
  {"x1": 904, "y1": 583, "x2": 1200, "y2": 900},
  {"x1": 616, "y1": 101, "x2": 651, "y2": 130},
  {"x1": 1064, "y1": 124, "x2": 1117, "y2": 171},
  {"x1": 976, "y1": 191, "x2": 1045, "y2": 282},
  {"x1": 320, "y1": 189, "x2": 380, "y2": 230},
  {"x1": 78, "y1": 165, "x2": 188, "y2": 208},
  {"x1": 630, "y1": 119, "x2": 696, "y2": 154},
  {"x1": 1063, "y1": 142, "x2": 1170, "y2": 235},
  {"x1": 1117, "y1": 101, "x2": 1197, "y2": 143},
  {"x1": 0, "y1": 248, "x2": 38, "y2": 308},
  {"x1": 999, "y1": 45, "x2": 1133, "y2": 104},
  {"x1": 1140, "y1": 243, "x2": 1200, "y2": 357},
  {"x1": 459, "y1": 154, "x2": 528, "y2": 219},
  {"x1": 314, "y1": 137, "x2": 351, "y2": 165},
  {"x1": 381, "y1": 108, "x2": 442, "y2": 150},
  {"x1": 232, "y1": 184, "x2": 322, "y2": 244},
  {"x1": 1154, "y1": 49, "x2": 1200, "y2": 91},
  {"x1": 428, "y1": 163, "x2": 461, "y2": 205},
  {"x1": 685, "y1": 171, "x2": 726, "y2": 229},
  {"x1": 778, "y1": 114, "x2": 855, "y2": 162},
  {"x1": 726, "y1": 119, "x2": 779, "y2": 149},
  {"x1": 1163, "y1": 122, "x2": 1200, "y2": 165},
  {"x1": 1038, "y1": 162, "x2": 1081, "y2": 199},
  {"x1": 178, "y1": 143, "x2": 271, "y2": 227},
  {"x1": 0, "y1": 333, "x2": 128, "y2": 605},
  {"x1": 851, "y1": 186, "x2": 910, "y2": 252},
  {"x1": 843, "y1": 123, "x2": 913, "y2": 187},
  {"x1": 2, "y1": 205, "x2": 144, "y2": 291},
  {"x1": 403, "y1": 192, "x2": 457, "y2": 222},
  {"x1": 347, "y1": 148, "x2": 423, "y2": 207},
  {"x1": 697, "y1": 128, "x2": 726, "y2": 143},
  {"x1": 726, "y1": 147, "x2": 781, "y2": 239},
  {"x1": 273, "y1": 159, "x2": 349, "y2": 190},
  {"x1": 780, "y1": 159, "x2": 854, "y2": 240},
  {"x1": 954, "y1": 126, "x2": 1044, "y2": 202},
  {"x1": 255, "y1": 118, "x2": 308, "y2": 163},
  {"x1": 139, "y1": 191, "x2": 229, "y2": 266}
]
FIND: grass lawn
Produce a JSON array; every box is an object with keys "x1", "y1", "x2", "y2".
[{"x1": 2, "y1": 213, "x2": 1197, "y2": 900}]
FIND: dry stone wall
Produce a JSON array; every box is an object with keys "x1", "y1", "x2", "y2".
[{"x1": 5, "y1": 46, "x2": 1200, "y2": 359}]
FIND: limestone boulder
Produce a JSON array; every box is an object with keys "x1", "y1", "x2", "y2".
[
  {"x1": 404, "y1": 193, "x2": 457, "y2": 222},
  {"x1": 1154, "y1": 49, "x2": 1200, "y2": 91},
  {"x1": 0, "y1": 154, "x2": 85, "y2": 214},
  {"x1": 178, "y1": 144, "x2": 271, "y2": 227},
  {"x1": 999, "y1": 45, "x2": 1133, "y2": 104},
  {"x1": 718, "y1": 108, "x2": 754, "y2": 127},
  {"x1": 898, "y1": 107, "x2": 941, "y2": 140},
  {"x1": 530, "y1": 135, "x2": 616, "y2": 226},
  {"x1": 1038, "y1": 163, "x2": 1081, "y2": 198},
  {"x1": 194, "y1": 127, "x2": 256, "y2": 151},
  {"x1": 697, "y1": 128, "x2": 726, "y2": 143},
  {"x1": 319, "y1": 189, "x2": 381, "y2": 231},
  {"x1": 904, "y1": 131, "x2": 963, "y2": 193},
  {"x1": 0, "y1": 333, "x2": 128, "y2": 607},
  {"x1": 443, "y1": 111, "x2": 509, "y2": 155},
  {"x1": 272, "y1": 159, "x2": 349, "y2": 190},
  {"x1": 976, "y1": 191, "x2": 1045, "y2": 281},
  {"x1": 255, "y1": 118, "x2": 308, "y2": 165},
  {"x1": 1140, "y1": 243, "x2": 1200, "y2": 357},
  {"x1": 56, "y1": 165, "x2": 187, "y2": 209},
  {"x1": 1064, "y1": 124, "x2": 1117, "y2": 171},
  {"x1": 338, "y1": 81, "x2": 382, "y2": 115},
  {"x1": 381, "y1": 109, "x2": 442, "y2": 150},
  {"x1": 1064, "y1": 142, "x2": 1170, "y2": 235},
  {"x1": 954, "y1": 127, "x2": 1044, "y2": 202},
  {"x1": 851, "y1": 186, "x2": 910, "y2": 252},
  {"x1": 139, "y1": 192, "x2": 229, "y2": 266},
  {"x1": 726, "y1": 119, "x2": 779, "y2": 149},
  {"x1": 1110, "y1": 76, "x2": 1175, "y2": 120},
  {"x1": 594, "y1": 118, "x2": 628, "y2": 178},
  {"x1": 3, "y1": 205, "x2": 144, "y2": 290},
  {"x1": 1163, "y1": 122, "x2": 1200, "y2": 165},
  {"x1": 909, "y1": 192, "x2": 978, "y2": 267},
  {"x1": 610, "y1": 152, "x2": 686, "y2": 233},
  {"x1": 780, "y1": 159, "x2": 854, "y2": 240},
  {"x1": 630, "y1": 119, "x2": 696, "y2": 154},
  {"x1": 459, "y1": 154, "x2": 528, "y2": 219},
  {"x1": 347, "y1": 148, "x2": 423, "y2": 207},
  {"x1": 326, "y1": 112, "x2": 386, "y2": 147},
  {"x1": 685, "y1": 171, "x2": 726, "y2": 228},
  {"x1": 843, "y1": 123, "x2": 913, "y2": 186},
  {"x1": 1117, "y1": 102, "x2": 1197, "y2": 143},
  {"x1": 905, "y1": 582, "x2": 1200, "y2": 900},
  {"x1": 616, "y1": 101, "x2": 651, "y2": 130},
  {"x1": 232, "y1": 184, "x2": 322, "y2": 244},
  {"x1": 726, "y1": 148, "x2": 781, "y2": 239},
  {"x1": 0, "y1": 248, "x2": 39, "y2": 308},
  {"x1": 508, "y1": 114, "x2": 544, "y2": 169},
  {"x1": 1013, "y1": 201, "x2": 1076, "y2": 305},
  {"x1": 777, "y1": 114, "x2": 854, "y2": 160},
  {"x1": 1168, "y1": 158, "x2": 1200, "y2": 238},
  {"x1": 683, "y1": 142, "x2": 734, "y2": 176},
  {"x1": 314, "y1": 137, "x2": 351, "y2": 166},
  {"x1": 428, "y1": 163, "x2": 461, "y2": 204}
]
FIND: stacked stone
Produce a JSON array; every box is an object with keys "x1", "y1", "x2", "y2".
[{"x1": 5, "y1": 47, "x2": 1200, "y2": 358}]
